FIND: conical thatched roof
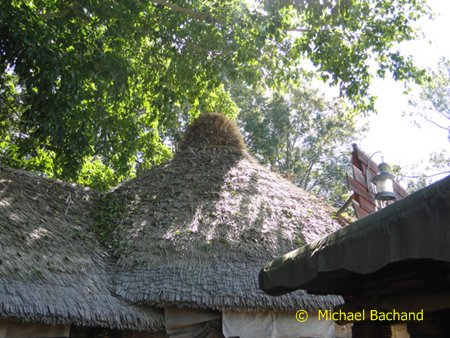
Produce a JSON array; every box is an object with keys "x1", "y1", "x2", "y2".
[
  {"x1": 0, "y1": 166, "x2": 164, "y2": 331},
  {"x1": 111, "y1": 113, "x2": 343, "y2": 312}
]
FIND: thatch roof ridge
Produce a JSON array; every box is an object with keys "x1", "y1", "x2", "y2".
[
  {"x1": 109, "y1": 115, "x2": 343, "y2": 312},
  {"x1": 0, "y1": 165, "x2": 164, "y2": 331},
  {"x1": 179, "y1": 113, "x2": 246, "y2": 151}
]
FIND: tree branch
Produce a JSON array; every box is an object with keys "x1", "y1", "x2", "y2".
[
  {"x1": 421, "y1": 113, "x2": 449, "y2": 131},
  {"x1": 41, "y1": 9, "x2": 71, "y2": 20},
  {"x1": 150, "y1": 0, "x2": 224, "y2": 24},
  {"x1": 402, "y1": 171, "x2": 450, "y2": 179},
  {"x1": 288, "y1": 28, "x2": 308, "y2": 33}
]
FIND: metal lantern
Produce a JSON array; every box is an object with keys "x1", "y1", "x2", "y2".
[{"x1": 372, "y1": 162, "x2": 396, "y2": 201}]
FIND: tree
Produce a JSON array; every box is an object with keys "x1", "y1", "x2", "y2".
[
  {"x1": 236, "y1": 84, "x2": 361, "y2": 206},
  {"x1": 408, "y1": 57, "x2": 450, "y2": 139},
  {"x1": 0, "y1": 0, "x2": 429, "y2": 187},
  {"x1": 401, "y1": 57, "x2": 450, "y2": 190},
  {"x1": 396, "y1": 151, "x2": 450, "y2": 192}
]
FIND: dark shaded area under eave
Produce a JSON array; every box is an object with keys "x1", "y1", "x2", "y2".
[{"x1": 259, "y1": 175, "x2": 450, "y2": 297}]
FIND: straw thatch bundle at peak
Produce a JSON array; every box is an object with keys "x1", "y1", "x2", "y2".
[
  {"x1": 0, "y1": 166, "x2": 164, "y2": 331},
  {"x1": 111, "y1": 113, "x2": 343, "y2": 312},
  {"x1": 179, "y1": 113, "x2": 246, "y2": 151}
]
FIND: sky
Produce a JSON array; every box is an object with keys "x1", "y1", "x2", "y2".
[{"x1": 359, "y1": 0, "x2": 450, "y2": 179}]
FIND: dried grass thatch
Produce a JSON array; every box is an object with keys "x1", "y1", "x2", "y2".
[
  {"x1": 0, "y1": 166, "x2": 164, "y2": 331},
  {"x1": 179, "y1": 113, "x2": 246, "y2": 151},
  {"x1": 0, "y1": 114, "x2": 343, "y2": 327},
  {"x1": 111, "y1": 114, "x2": 343, "y2": 312}
]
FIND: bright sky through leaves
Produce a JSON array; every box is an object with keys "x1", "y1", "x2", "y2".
[{"x1": 361, "y1": 0, "x2": 450, "y2": 176}]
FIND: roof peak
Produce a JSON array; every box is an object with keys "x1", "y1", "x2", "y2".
[{"x1": 179, "y1": 113, "x2": 246, "y2": 151}]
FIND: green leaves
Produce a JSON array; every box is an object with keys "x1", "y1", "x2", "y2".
[
  {"x1": 1, "y1": 0, "x2": 429, "y2": 189},
  {"x1": 236, "y1": 83, "x2": 359, "y2": 206},
  {"x1": 408, "y1": 57, "x2": 450, "y2": 137}
]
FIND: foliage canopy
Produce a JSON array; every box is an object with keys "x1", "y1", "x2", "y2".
[
  {"x1": 408, "y1": 57, "x2": 450, "y2": 139},
  {"x1": 402, "y1": 57, "x2": 450, "y2": 191},
  {"x1": 1, "y1": 0, "x2": 429, "y2": 188},
  {"x1": 236, "y1": 83, "x2": 360, "y2": 206}
]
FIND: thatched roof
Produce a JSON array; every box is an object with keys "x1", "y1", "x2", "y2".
[
  {"x1": 259, "y1": 174, "x2": 450, "y2": 297},
  {"x1": 0, "y1": 166, "x2": 164, "y2": 331},
  {"x1": 111, "y1": 113, "x2": 343, "y2": 312}
]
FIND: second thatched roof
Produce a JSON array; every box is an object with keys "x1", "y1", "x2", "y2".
[
  {"x1": 0, "y1": 166, "x2": 164, "y2": 331},
  {"x1": 110, "y1": 113, "x2": 343, "y2": 312}
]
